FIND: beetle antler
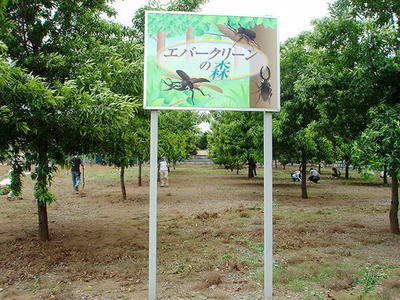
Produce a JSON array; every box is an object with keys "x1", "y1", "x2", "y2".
[{"x1": 260, "y1": 66, "x2": 271, "y2": 81}]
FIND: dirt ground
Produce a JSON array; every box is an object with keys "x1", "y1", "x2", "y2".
[{"x1": 0, "y1": 164, "x2": 399, "y2": 299}]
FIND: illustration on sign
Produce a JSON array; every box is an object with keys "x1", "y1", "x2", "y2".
[{"x1": 144, "y1": 11, "x2": 279, "y2": 111}]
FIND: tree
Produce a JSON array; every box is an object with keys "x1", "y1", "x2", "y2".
[
  {"x1": 196, "y1": 131, "x2": 208, "y2": 150},
  {"x1": 72, "y1": 27, "x2": 144, "y2": 200},
  {"x1": 276, "y1": 33, "x2": 332, "y2": 198},
  {"x1": 0, "y1": 0, "x2": 118, "y2": 83},
  {"x1": 352, "y1": 104, "x2": 400, "y2": 234},
  {"x1": 0, "y1": 54, "x2": 136, "y2": 240},
  {"x1": 0, "y1": 1, "x2": 139, "y2": 240},
  {"x1": 208, "y1": 111, "x2": 263, "y2": 177},
  {"x1": 310, "y1": 0, "x2": 400, "y2": 177},
  {"x1": 159, "y1": 111, "x2": 202, "y2": 167}
]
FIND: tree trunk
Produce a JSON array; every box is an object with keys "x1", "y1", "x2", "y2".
[
  {"x1": 138, "y1": 159, "x2": 142, "y2": 187},
  {"x1": 37, "y1": 158, "x2": 49, "y2": 241},
  {"x1": 248, "y1": 160, "x2": 255, "y2": 178},
  {"x1": 345, "y1": 163, "x2": 349, "y2": 179},
  {"x1": 383, "y1": 165, "x2": 388, "y2": 185},
  {"x1": 120, "y1": 166, "x2": 126, "y2": 200},
  {"x1": 318, "y1": 163, "x2": 321, "y2": 174},
  {"x1": 301, "y1": 150, "x2": 308, "y2": 199},
  {"x1": 332, "y1": 140, "x2": 337, "y2": 161},
  {"x1": 390, "y1": 174, "x2": 400, "y2": 234},
  {"x1": 275, "y1": 160, "x2": 278, "y2": 168},
  {"x1": 37, "y1": 199, "x2": 49, "y2": 241}
]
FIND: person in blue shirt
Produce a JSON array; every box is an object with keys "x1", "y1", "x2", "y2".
[{"x1": 70, "y1": 154, "x2": 84, "y2": 192}]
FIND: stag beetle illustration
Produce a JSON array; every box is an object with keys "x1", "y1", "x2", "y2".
[
  {"x1": 162, "y1": 70, "x2": 223, "y2": 105},
  {"x1": 256, "y1": 66, "x2": 272, "y2": 103},
  {"x1": 226, "y1": 21, "x2": 258, "y2": 48}
]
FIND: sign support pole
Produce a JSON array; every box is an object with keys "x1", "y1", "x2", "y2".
[
  {"x1": 149, "y1": 110, "x2": 158, "y2": 300},
  {"x1": 264, "y1": 112, "x2": 273, "y2": 298}
]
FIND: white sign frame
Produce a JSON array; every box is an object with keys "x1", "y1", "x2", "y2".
[
  {"x1": 144, "y1": 11, "x2": 280, "y2": 112},
  {"x1": 145, "y1": 11, "x2": 278, "y2": 299}
]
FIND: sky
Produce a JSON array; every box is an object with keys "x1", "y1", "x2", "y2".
[{"x1": 111, "y1": 0, "x2": 336, "y2": 42}]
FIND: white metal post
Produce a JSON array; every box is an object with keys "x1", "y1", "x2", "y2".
[
  {"x1": 264, "y1": 112, "x2": 273, "y2": 298},
  {"x1": 149, "y1": 110, "x2": 158, "y2": 300}
]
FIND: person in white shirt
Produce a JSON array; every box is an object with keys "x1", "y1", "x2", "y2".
[
  {"x1": 291, "y1": 170, "x2": 302, "y2": 182},
  {"x1": 159, "y1": 157, "x2": 169, "y2": 187},
  {"x1": 309, "y1": 168, "x2": 320, "y2": 183}
]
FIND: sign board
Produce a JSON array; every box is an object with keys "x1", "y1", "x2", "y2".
[{"x1": 144, "y1": 11, "x2": 279, "y2": 111}]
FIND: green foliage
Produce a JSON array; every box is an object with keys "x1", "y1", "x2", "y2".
[
  {"x1": 275, "y1": 33, "x2": 332, "y2": 166},
  {"x1": 353, "y1": 264, "x2": 397, "y2": 295},
  {"x1": 9, "y1": 164, "x2": 22, "y2": 197},
  {"x1": 208, "y1": 111, "x2": 263, "y2": 172},
  {"x1": 308, "y1": 0, "x2": 400, "y2": 166},
  {"x1": 159, "y1": 110, "x2": 202, "y2": 164},
  {"x1": 0, "y1": 0, "x2": 117, "y2": 83},
  {"x1": 352, "y1": 104, "x2": 400, "y2": 180},
  {"x1": 196, "y1": 131, "x2": 208, "y2": 150},
  {"x1": 0, "y1": 53, "x2": 136, "y2": 198}
]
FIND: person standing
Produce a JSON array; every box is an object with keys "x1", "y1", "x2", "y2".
[
  {"x1": 159, "y1": 157, "x2": 169, "y2": 187},
  {"x1": 70, "y1": 154, "x2": 84, "y2": 192}
]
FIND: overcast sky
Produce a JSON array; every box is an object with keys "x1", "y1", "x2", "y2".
[{"x1": 111, "y1": 0, "x2": 336, "y2": 42}]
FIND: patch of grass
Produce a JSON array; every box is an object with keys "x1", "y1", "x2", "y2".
[
  {"x1": 305, "y1": 290, "x2": 331, "y2": 300},
  {"x1": 48, "y1": 281, "x2": 59, "y2": 292},
  {"x1": 273, "y1": 259, "x2": 355, "y2": 294},
  {"x1": 249, "y1": 268, "x2": 263, "y2": 284},
  {"x1": 229, "y1": 235, "x2": 263, "y2": 253},
  {"x1": 273, "y1": 169, "x2": 290, "y2": 180},
  {"x1": 173, "y1": 262, "x2": 190, "y2": 276},
  {"x1": 354, "y1": 264, "x2": 399, "y2": 295},
  {"x1": 220, "y1": 253, "x2": 233, "y2": 261},
  {"x1": 288, "y1": 278, "x2": 306, "y2": 292}
]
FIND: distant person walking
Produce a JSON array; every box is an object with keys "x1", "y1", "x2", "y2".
[
  {"x1": 309, "y1": 168, "x2": 320, "y2": 183},
  {"x1": 159, "y1": 157, "x2": 169, "y2": 187},
  {"x1": 70, "y1": 154, "x2": 84, "y2": 192}
]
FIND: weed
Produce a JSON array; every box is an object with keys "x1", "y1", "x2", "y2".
[
  {"x1": 250, "y1": 205, "x2": 260, "y2": 210},
  {"x1": 174, "y1": 262, "x2": 190, "y2": 276},
  {"x1": 128, "y1": 284, "x2": 135, "y2": 292},
  {"x1": 354, "y1": 264, "x2": 397, "y2": 295},
  {"x1": 249, "y1": 241, "x2": 263, "y2": 253},
  {"x1": 288, "y1": 279, "x2": 305, "y2": 292},
  {"x1": 48, "y1": 281, "x2": 59, "y2": 292},
  {"x1": 221, "y1": 253, "x2": 232, "y2": 260},
  {"x1": 307, "y1": 290, "x2": 330, "y2": 300},
  {"x1": 249, "y1": 269, "x2": 263, "y2": 284}
]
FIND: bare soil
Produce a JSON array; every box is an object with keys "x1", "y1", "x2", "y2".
[{"x1": 0, "y1": 164, "x2": 399, "y2": 299}]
